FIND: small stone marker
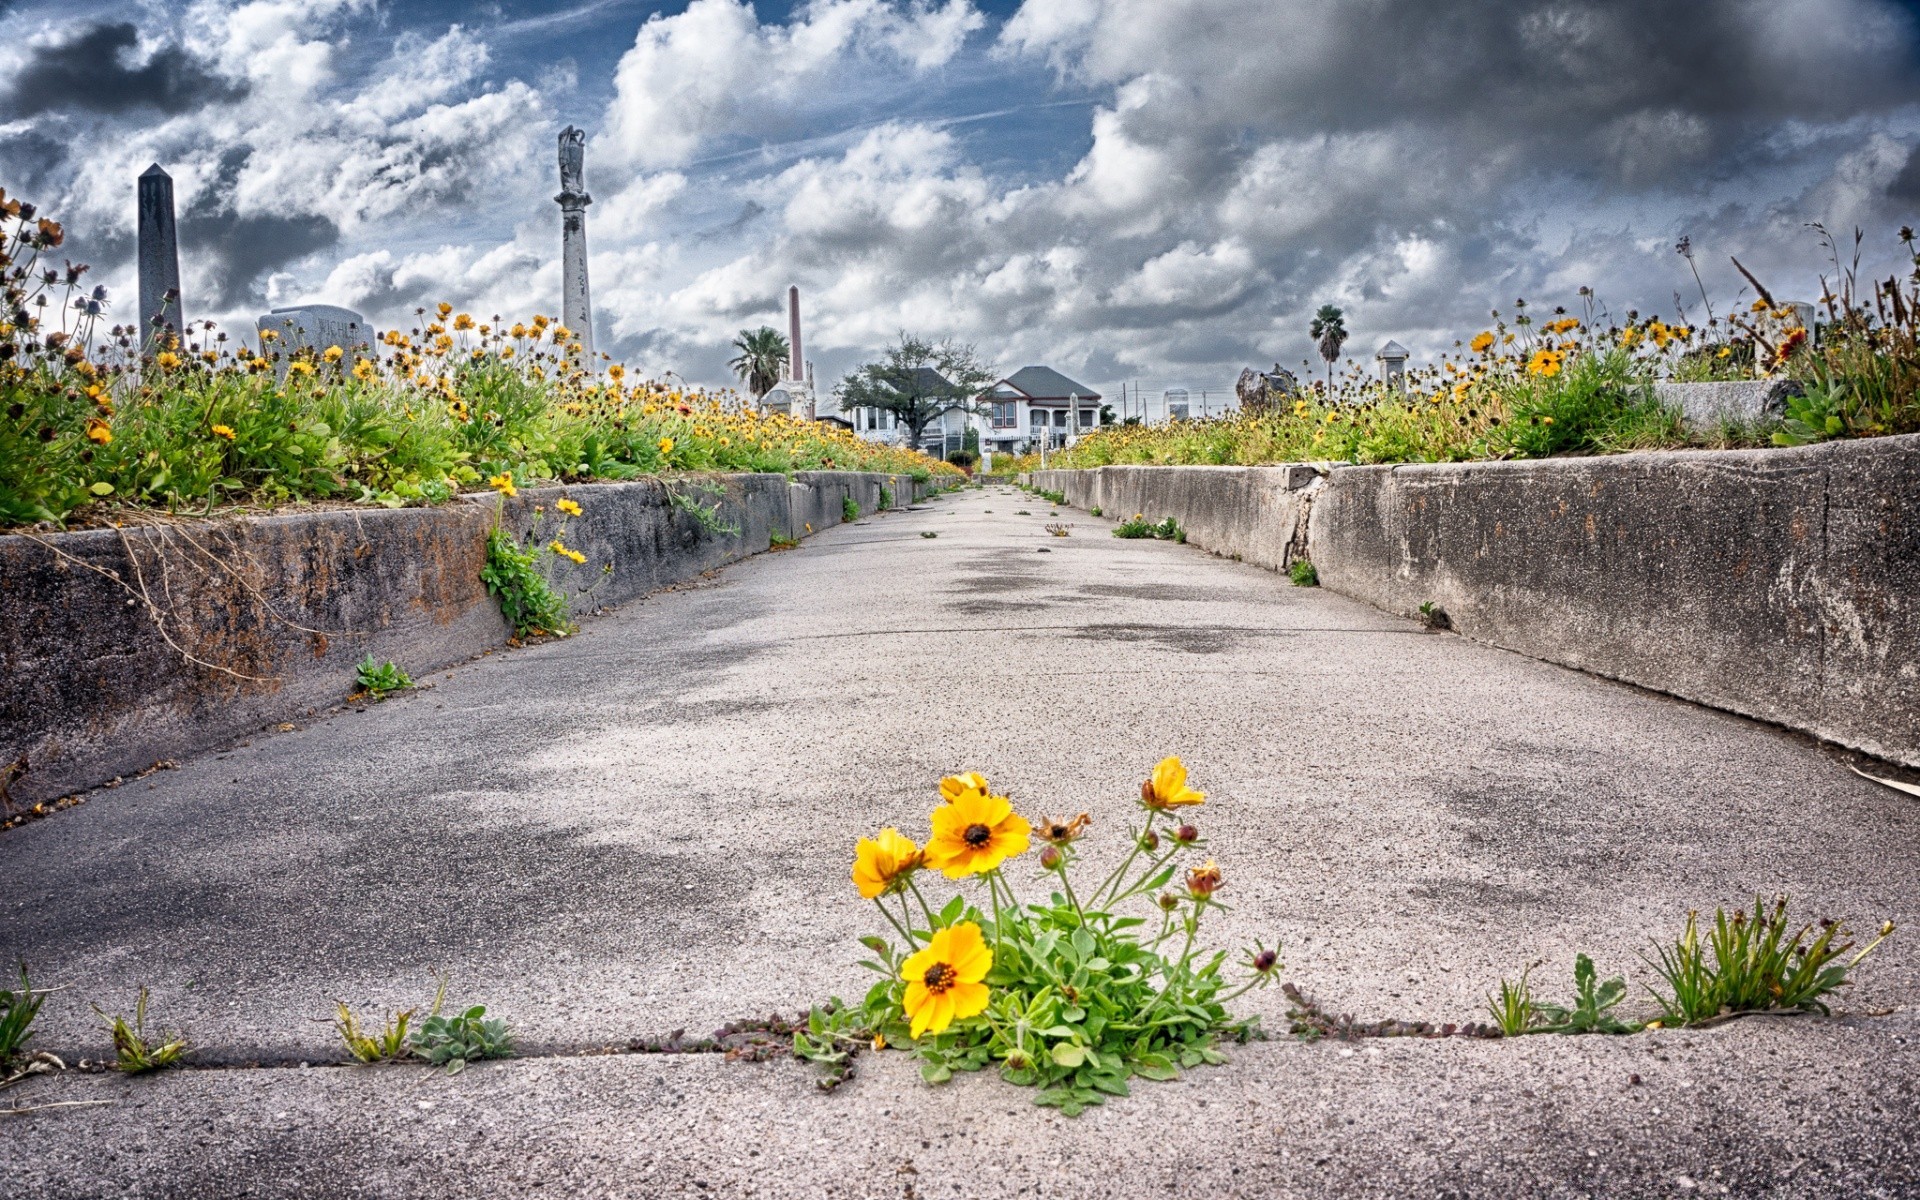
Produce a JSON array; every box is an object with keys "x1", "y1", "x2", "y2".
[
  {"x1": 255, "y1": 304, "x2": 373, "y2": 358},
  {"x1": 1374, "y1": 340, "x2": 1410, "y2": 389},
  {"x1": 1654, "y1": 379, "x2": 1801, "y2": 429},
  {"x1": 136, "y1": 165, "x2": 184, "y2": 349}
]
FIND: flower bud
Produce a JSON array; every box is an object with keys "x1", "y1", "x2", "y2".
[
  {"x1": 1186, "y1": 860, "x2": 1223, "y2": 901},
  {"x1": 1138, "y1": 829, "x2": 1160, "y2": 852},
  {"x1": 1173, "y1": 823, "x2": 1199, "y2": 845},
  {"x1": 1157, "y1": 891, "x2": 1180, "y2": 912},
  {"x1": 1252, "y1": 948, "x2": 1279, "y2": 974},
  {"x1": 1039, "y1": 845, "x2": 1062, "y2": 871}
]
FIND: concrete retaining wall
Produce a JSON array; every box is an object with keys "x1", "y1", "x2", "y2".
[
  {"x1": 1034, "y1": 465, "x2": 1320, "y2": 573},
  {"x1": 0, "y1": 471, "x2": 928, "y2": 805},
  {"x1": 1034, "y1": 435, "x2": 1919, "y2": 767}
]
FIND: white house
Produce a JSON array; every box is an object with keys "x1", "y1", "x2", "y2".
[{"x1": 980, "y1": 366, "x2": 1104, "y2": 455}]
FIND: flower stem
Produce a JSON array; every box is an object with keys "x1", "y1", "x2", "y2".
[
  {"x1": 1091, "y1": 811, "x2": 1159, "y2": 907},
  {"x1": 873, "y1": 898, "x2": 915, "y2": 946}
]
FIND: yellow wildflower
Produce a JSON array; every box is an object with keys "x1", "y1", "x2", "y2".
[
  {"x1": 852, "y1": 828, "x2": 922, "y2": 899},
  {"x1": 556, "y1": 498, "x2": 582, "y2": 517},
  {"x1": 84, "y1": 418, "x2": 112, "y2": 445},
  {"x1": 488, "y1": 473, "x2": 517, "y2": 498},
  {"x1": 925, "y1": 790, "x2": 1030, "y2": 878},
  {"x1": 899, "y1": 922, "x2": 991, "y2": 1039},
  {"x1": 212, "y1": 424, "x2": 236, "y2": 441},
  {"x1": 1469, "y1": 331, "x2": 1495, "y2": 354},
  {"x1": 322, "y1": 345, "x2": 345, "y2": 363},
  {"x1": 657, "y1": 437, "x2": 675, "y2": 457},
  {"x1": 1141, "y1": 755, "x2": 1205, "y2": 810}
]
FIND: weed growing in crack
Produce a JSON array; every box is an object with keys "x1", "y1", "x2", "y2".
[
  {"x1": 93, "y1": 987, "x2": 187, "y2": 1073},
  {"x1": 1485, "y1": 964, "x2": 1542, "y2": 1036},
  {"x1": 797, "y1": 760, "x2": 1282, "y2": 1116},
  {"x1": 413, "y1": 978, "x2": 513, "y2": 1075},
  {"x1": 353, "y1": 655, "x2": 412, "y2": 699},
  {"x1": 1113, "y1": 515, "x2": 1184, "y2": 542},
  {"x1": 482, "y1": 527, "x2": 572, "y2": 638},
  {"x1": 334, "y1": 999, "x2": 417, "y2": 1064},
  {"x1": 1641, "y1": 898, "x2": 1894, "y2": 1026},
  {"x1": 1534, "y1": 954, "x2": 1638, "y2": 1034},
  {"x1": 0, "y1": 964, "x2": 49, "y2": 1064},
  {"x1": 1289, "y1": 559, "x2": 1319, "y2": 587},
  {"x1": 842, "y1": 496, "x2": 860, "y2": 522}
]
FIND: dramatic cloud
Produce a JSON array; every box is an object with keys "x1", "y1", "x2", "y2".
[{"x1": 2, "y1": 21, "x2": 247, "y2": 116}]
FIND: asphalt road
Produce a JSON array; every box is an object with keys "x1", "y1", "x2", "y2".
[{"x1": 4, "y1": 483, "x2": 1917, "y2": 1197}]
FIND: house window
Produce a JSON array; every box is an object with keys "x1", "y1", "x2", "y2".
[
  {"x1": 1053, "y1": 409, "x2": 1067, "y2": 427},
  {"x1": 992, "y1": 401, "x2": 1017, "y2": 429},
  {"x1": 1030, "y1": 409, "x2": 1047, "y2": 429},
  {"x1": 1079, "y1": 409, "x2": 1096, "y2": 428}
]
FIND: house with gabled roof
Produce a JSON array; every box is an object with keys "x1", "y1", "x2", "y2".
[{"x1": 979, "y1": 366, "x2": 1103, "y2": 454}]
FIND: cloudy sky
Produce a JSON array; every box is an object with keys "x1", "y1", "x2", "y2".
[{"x1": 4, "y1": 0, "x2": 1919, "y2": 399}]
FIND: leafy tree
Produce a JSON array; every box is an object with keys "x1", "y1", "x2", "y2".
[
  {"x1": 729, "y1": 326, "x2": 790, "y2": 398},
  {"x1": 835, "y1": 333, "x2": 997, "y2": 452},
  {"x1": 1310, "y1": 304, "x2": 1348, "y2": 391}
]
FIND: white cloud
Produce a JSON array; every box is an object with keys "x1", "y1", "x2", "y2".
[{"x1": 599, "y1": 0, "x2": 984, "y2": 168}]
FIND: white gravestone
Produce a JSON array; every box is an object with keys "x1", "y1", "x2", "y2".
[{"x1": 256, "y1": 305, "x2": 374, "y2": 358}]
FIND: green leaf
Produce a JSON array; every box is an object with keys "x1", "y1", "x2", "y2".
[
  {"x1": 939, "y1": 895, "x2": 966, "y2": 927},
  {"x1": 920, "y1": 1061, "x2": 952, "y2": 1085},
  {"x1": 1050, "y1": 1043, "x2": 1087, "y2": 1068},
  {"x1": 89, "y1": 481, "x2": 114, "y2": 496}
]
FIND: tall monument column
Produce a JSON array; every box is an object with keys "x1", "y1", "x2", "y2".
[
  {"x1": 555, "y1": 126, "x2": 594, "y2": 360},
  {"x1": 787, "y1": 285, "x2": 803, "y2": 384},
  {"x1": 137, "y1": 164, "x2": 183, "y2": 349}
]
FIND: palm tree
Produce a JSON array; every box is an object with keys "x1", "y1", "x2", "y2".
[
  {"x1": 729, "y1": 327, "x2": 789, "y2": 398},
  {"x1": 1309, "y1": 304, "x2": 1348, "y2": 392}
]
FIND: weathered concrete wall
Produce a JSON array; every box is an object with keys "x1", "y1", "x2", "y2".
[
  {"x1": 1033, "y1": 436, "x2": 1920, "y2": 766},
  {"x1": 1031, "y1": 465, "x2": 1319, "y2": 572},
  {"x1": 0, "y1": 471, "x2": 928, "y2": 805}
]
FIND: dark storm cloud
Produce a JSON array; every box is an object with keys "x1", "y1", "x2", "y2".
[
  {"x1": 0, "y1": 129, "x2": 69, "y2": 194},
  {"x1": 3, "y1": 22, "x2": 247, "y2": 117},
  {"x1": 1891, "y1": 143, "x2": 1920, "y2": 202},
  {"x1": 181, "y1": 151, "x2": 339, "y2": 311}
]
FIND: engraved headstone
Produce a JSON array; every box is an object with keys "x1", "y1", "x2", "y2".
[
  {"x1": 137, "y1": 164, "x2": 183, "y2": 349},
  {"x1": 555, "y1": 126, "x2": 594, "y2": 359},
  {"x1": 255, "y1": 304, "x2": 373, "y2": 360}
]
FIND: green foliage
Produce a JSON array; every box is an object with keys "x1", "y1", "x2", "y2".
[
  {"x1": 798, "y1": 816, "x2": 1276, "y2": 1116},
  {"x1": 769, "y1": 531, "x2": 800, "y2": 550},
  {"x1": 920, "y1": 531, "x2": 938, "y2": 539},
  {"x1": 834, "y1": 332, "x2": 997, "y2": 451},
  {"x1": 1485, "y1": 965, "x2": 1541, "y2": 1036},
  {"x1": 1772, "y1": 383, "x2": 1849, "y2": 446},
  {"x1": 667, "y1": 482, "x2": 741, "y2": 537},
  {"x1": 93, "y1": 987, "x2": 188, "y2": 1073},
  {"x1": 728, "y1": 326, "x2": 789, "y2": 399},
  {"x1": 1288, "y1": 559, "x2": 1319, "y2": 587},
  {"x1": 879, "y1": 485, "x2": 894, "y2": 509},
  {"x1": 0, "y1": 199, "x2": 959, "y2": 529},
  {"x1": 413, "y1": 979, "x2": 513, "y2": 1075},
  {"x1": 1642, "y1": 898, "x2": 1893, "y2": 1025},
  {"x1": 334, "y1": 999, "x2": 416, "y2": 1064},
  {"x1": 842, "y1": 495, "x2": 860, "y2": 522},
  {"x1": 354, "y1": 654, "x2": 412, "y2": 698},
  {"x1": 1534, "y1": 954, "x2": 1639, "y2": 1035},
  {"x1": 1089, "y1": 506, "x2": 1102, "y2": 516},
  {"x1": 1113, "y1": 515, "x2": 1183, "y2": 542},
  {"x1": 0, "y1": 963, "x2": 47, "y2": 1064},
  {"x1": 481, "y1": 527, "x2": 572, "y2": 637}
]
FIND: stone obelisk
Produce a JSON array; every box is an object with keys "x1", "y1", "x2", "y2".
[
  {"x1": 786, "y1": 285, "x2": 816, "y2": 418},
  {"x1": 137, "y1": 164, "x2": 183, "y2": 349},
  {"x1": 555, "y1": 126, "x2": 593, "y2": 359}
]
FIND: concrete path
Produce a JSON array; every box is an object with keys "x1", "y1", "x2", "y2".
[{"x1": 4, "y1": 484, "x2": 1918, "y2": 1197}]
